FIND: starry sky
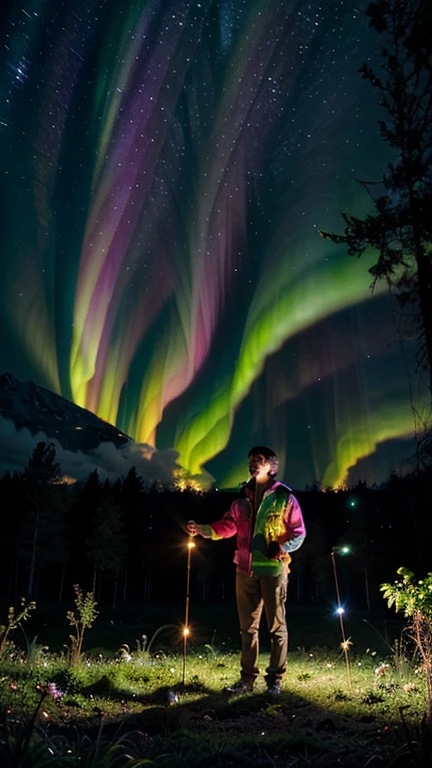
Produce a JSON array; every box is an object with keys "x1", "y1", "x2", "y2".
[{"x1": 0, "y1": 0, "x2": 418, "y2": 489}]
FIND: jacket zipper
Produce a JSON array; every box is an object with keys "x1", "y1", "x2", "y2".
[{"x1": 247, "y1": 485, "x2": 271, "y2": 575}]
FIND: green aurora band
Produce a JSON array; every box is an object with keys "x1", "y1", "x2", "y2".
[{"x1": 0, "y1": 0, "x2": 420, "y2": 488}]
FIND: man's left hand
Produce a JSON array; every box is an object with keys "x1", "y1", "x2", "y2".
[{"x1": 186, "y1": 520, "x2": 200, "y2": 536}]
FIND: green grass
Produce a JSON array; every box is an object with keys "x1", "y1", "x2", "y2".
[{"x1": 0, "y1": 640, "x2": 429, "y2": 767}]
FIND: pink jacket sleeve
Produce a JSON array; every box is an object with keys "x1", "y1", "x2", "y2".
[
  {"x1": 208, "y1": 503, "x2": 239, "y2": 539},
  {"x1": 279, "y1": 494, "x2": 306, "y2": 553}
]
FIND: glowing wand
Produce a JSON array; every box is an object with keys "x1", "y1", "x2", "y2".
[{"x1": 182, "y1": 532, "x2": 196, "y2": 685}]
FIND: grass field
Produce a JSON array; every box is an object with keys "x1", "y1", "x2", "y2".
[{"x1": 0, "y1": 605, "x2": 430, "y2": 767}]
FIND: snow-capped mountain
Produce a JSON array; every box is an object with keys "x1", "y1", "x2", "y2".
[{"x1": 0, "y1": 373, "x2": 131, "y2": 453}]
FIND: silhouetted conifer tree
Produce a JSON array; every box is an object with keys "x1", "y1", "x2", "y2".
[
  {"x1": 0, "y1": 471, "x2": 27, "y2": 597},
  {"x1": 22, "y1": 442, "x2": 63, "y2": 597},
  {"x1": 320, "y1": 0, "x2": 432, "y2": 406},
  {"x1": 119, "y1": 467, "x2": 145, "y2": 600},
  {"x1": 86, "y1": 496, "x2": 128, "y2": 607}
]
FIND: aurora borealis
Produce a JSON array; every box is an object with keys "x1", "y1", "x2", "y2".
[{"x1": 0, "y1": 0, "x2": 419, "y2": 488}]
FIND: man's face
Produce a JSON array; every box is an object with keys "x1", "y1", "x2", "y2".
[{"x1": 248, "y1": 453, "x2": 272, "y2": 483}]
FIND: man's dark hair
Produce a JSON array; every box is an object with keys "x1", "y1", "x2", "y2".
[{"x1": 248, "y1": 445, "x2": 279, "y2": 477}]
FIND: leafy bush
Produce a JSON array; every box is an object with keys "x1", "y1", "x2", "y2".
[
  {"x1": 381, "y1": 568, "x2": 432, "y2": 722},
  {"x1": 66, "y1": 585, "x2": 98, "y2": 666}
]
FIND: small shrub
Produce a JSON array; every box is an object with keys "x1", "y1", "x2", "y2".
[
  {"x1": 66, "y1": 584, "x2": 98, "y2": 666},
  {"x1": 115, "y1": 625, "x2": 179, "y2": 665},
  {"x1": 0, "y1": 599, "x2": 36, "y2": 658},
  {"x1": 381, "y1": 568, "x2": 432, "y2": 722},
  {"x1": 24, "y1": 636, "x2": 49, "y2": 665}
]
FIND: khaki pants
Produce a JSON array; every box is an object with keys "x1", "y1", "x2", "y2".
[{"x1": 235, "y1": 568, "x2": 288, "y2": 685}]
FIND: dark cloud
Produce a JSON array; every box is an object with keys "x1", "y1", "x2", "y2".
[{"x1": 0, "y1": 416, "x2": 179, "y2": 485}]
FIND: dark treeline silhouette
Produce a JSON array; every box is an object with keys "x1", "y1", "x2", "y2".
[{"x1": 1, "y1": 441, "x2": 431, "y2": 613}]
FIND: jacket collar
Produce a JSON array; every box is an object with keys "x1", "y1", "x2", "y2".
[{"x1": 244, "y1": 477, "x2": 279, "y2": 502}]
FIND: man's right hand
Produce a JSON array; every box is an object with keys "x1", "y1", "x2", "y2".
[{"x1": 186, "y1": 520, "x2": 201, "y2": 536}]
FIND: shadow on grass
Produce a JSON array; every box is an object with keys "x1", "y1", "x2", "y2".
[
  {"x1": 4, "y1": 666, "x2": 429, "y2": 767},
  {"x1": 66, "y1": 675, "x2": 412, "y2": 767}
]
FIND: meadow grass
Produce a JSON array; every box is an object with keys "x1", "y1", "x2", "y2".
[{"x1": 0, "y1": 638, "x2": 428, "y2": 767}]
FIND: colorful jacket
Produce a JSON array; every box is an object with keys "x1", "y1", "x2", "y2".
[{"x1": 203, "y1": 480, "x2": 306, "y2": 576}]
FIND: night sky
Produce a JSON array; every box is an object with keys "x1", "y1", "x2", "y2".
[{"x1": 0, "y1": 1, "x2": 418, "y2": 489}]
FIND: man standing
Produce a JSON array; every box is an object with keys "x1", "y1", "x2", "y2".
[{"x1": 187, "y1": 445, "x2": 306, "y2": 696}]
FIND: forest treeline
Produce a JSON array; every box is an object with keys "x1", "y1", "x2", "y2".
[{"x1": 0, "y1": 441, "x2": 431, "y2": 612}]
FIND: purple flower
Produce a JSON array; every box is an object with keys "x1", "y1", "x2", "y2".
[{"x1": 47, "y1": 682, "x2": 63, "y2": 699}]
